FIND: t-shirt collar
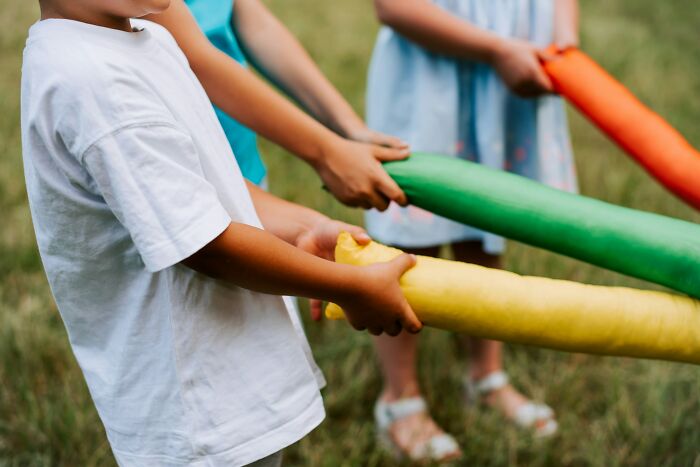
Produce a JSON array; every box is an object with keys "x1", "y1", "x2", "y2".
[{"x1": 28, "y1": 18, "x2": 153, "y2": 50}]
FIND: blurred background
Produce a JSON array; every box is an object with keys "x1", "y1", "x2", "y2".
[{"x1": 2, "y1": 0, "x2": 700, "y2": 465}]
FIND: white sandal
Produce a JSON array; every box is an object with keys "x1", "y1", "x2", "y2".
[
  {"x1": 464, "y1": 371, "x2": 558, "y2": 438},
  {"x1": 374, "y1": 397, "x2": 462, "y2": 462}
]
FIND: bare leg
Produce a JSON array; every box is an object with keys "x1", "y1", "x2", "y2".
[
  {"x1": 451, "y1": 241, "x2": 504, "y2": 381},
  {"x1": 452, "y1": 241, "x2": 548, "y2": 425},
  {"x1": 374, "y1": 330, "x2": 422, "y2": 401},
  {"x1": 374, "y1": 246, "x2": 461, "y2": 459}
]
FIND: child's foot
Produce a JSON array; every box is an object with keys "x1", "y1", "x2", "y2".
[
  {"x1": 375, "y1": 396, "x2": 462, "y2": 462},
  {"x1": 465, "y1": 371, "x2": 558, "y2": 437}
]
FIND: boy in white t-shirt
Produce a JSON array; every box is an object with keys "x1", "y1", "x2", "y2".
[{"x1": 21, "y1": 1, "x2": 423, "y2": 465}]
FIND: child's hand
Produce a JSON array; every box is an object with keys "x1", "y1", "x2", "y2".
[
  {"x1": 296, "y1": 218, "x2": 370, "y2": 261},
  {"x1": 316, "y1": 137, "x2": 410, "y2": 211},
  {"x1": 343, "y1": 123, "x2": 409, "y2": 153},
  {"x1": 296, "y1": 219, "x2": 370, "y2": 321},
  {"x1": 338, "y1": 254, "x2": 423, "y2": 336},
  {"x1": 491, "y1": 38, "x2": 553, "y2": 98}
]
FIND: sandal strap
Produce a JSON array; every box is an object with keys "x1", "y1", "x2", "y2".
[
  {"x1": 535, "y1": 419, "x2": 559, "y2": 438},
  {"x1": 470, "y1": 370, "x2": 510, "y2": 396},
  {"x1": 514, "y1": 402, "x2": 554, "y2": 427},
  {"x1": 464, "y1": 372, "x2": 559, "y2": 438},
  {"x1": 409, "y1": 433, "x2": 461, "y2": 461},
  {"x1": 515, "y1": 402, "x2": 558, "y2": 437},
  {"x1": 374, "y1": 397, "x2": 427, "y2": 430}
]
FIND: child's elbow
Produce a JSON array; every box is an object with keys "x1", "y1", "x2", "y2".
[{"x1": 374, "y1": 0, "x2": 402, "y2": 26}]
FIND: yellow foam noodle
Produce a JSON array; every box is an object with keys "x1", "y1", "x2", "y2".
[{"x1": 326, "y1": 232, "x2": 700, "y2": 365}]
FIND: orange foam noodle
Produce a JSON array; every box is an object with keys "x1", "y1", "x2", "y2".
[{"x1": 542, "y1": 46, "x2": 700, "y2": 210}]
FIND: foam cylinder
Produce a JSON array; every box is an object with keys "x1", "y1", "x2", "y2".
[
  {"x1": 542, "y1": 47, "x2": 700, "y2": 210},
  {"x1": 326, "y1": 233, "x2": 700, "y2": 365},
  {"x1": 380, "y1": 153, "x2": 700, "y2": 298}
]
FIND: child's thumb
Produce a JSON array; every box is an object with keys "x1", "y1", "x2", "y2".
[
  {"x1": 390, "y1": 253, "x2": 417, "y2": 276},
  {"x1": 401, "y1": 303, "x2": 423, "y2": 334},
  {"x1": 374, "y1": 145, "x2": 411, "y2": 162}
]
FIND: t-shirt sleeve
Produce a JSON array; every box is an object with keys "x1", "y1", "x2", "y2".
[{"x1": 81, "y1": 122, "x2": 232, "y2": 272}]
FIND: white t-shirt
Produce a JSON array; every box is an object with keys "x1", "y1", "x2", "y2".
[{"x1": 21, "y1": 18, "x2": 325, "y2": 466}]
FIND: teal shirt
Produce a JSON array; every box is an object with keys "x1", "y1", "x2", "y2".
[{"x1": 185, "y1": 0, "x2": 266, "y2": 184}]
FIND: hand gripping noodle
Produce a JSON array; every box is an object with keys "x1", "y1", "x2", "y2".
[
  {"x1": 379, "y1": 153, "x2": 700, "y2": 298},
  {"x1": 326, "y1": 233, "x2": 700, "y2": 365},
  {"x1": 542, "y1": 47, "x2": 700, "y2": 211}
]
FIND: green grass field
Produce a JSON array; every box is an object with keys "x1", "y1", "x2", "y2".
[{"x1": 2, "y1": 1, "x2": 700, "y2": 465}]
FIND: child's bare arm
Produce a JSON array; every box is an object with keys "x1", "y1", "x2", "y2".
[
  {"x1": 373, "y1": 0, "x2": 502, "y2": 62},
  {"x1": 553, "y1": 0, "x2": 579, "y2": 49},
  {"x1": 245, "y1": 181, "x2": 369, "y2": 259},
  {"x1": 181, "y1": 222, "x2": 422, "y2": 336},
  {"x1": 373, "y1": 0, "x2": 553, "y2": 97},
  {"x1": 147, "y1": 1, "x2": 408, "y2": 211},
  {"x1": 246, "y1": 181, "x2": 382, "y2": 321},
  {"x1": 232, "y1": 0, "x2": 404, "y2": 149}
]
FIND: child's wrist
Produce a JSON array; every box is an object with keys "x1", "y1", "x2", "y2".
[
  {"x1": 327, "y1": 264, "x2": 369, "y2": 305},
  {"x1": 291, "y1": 212, "x2": 331, "y2": 249},
  {"x1": 314, "y1": 133, "x2": 345, "y2": 170},
  {"x1": 484, "y1": 37, "x2": 508, "y2": 66},
  {"x1": 333, "y1": 114, "x2": 367, "y2": 140},
  {"x1": 554, "y1": 31, "x2": 579, "y2": 49},
  {"x1": 289, "y1": 120, "x2": 339, "y2": 170}
]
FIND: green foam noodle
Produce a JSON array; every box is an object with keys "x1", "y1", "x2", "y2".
[{"x1": 385, "y1": 153, "x2": 700, "y2": 298}]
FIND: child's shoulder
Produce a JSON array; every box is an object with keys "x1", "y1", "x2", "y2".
[
  {"x1": 22, "y1": 20, "x2": 179, "y2": 158},
  {"x1": 24, "y1": 21, "x2": 130, "y2": 93}
]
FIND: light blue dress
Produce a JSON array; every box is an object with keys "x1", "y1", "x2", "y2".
[{"x1": 365, "y1": 0, "x2": 578, "y2": 253}]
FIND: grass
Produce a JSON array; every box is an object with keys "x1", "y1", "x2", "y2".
[{"x1": 1, "y1": 0, "x2": 700, "y2": 465}]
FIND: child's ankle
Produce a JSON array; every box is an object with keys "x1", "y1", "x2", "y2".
[
  {"x1": 469, "y1": 365, "x2": 503, "y2": 382},
  {"x1": 380, "y1": 383, "x2": 422, "y2": 402}
]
